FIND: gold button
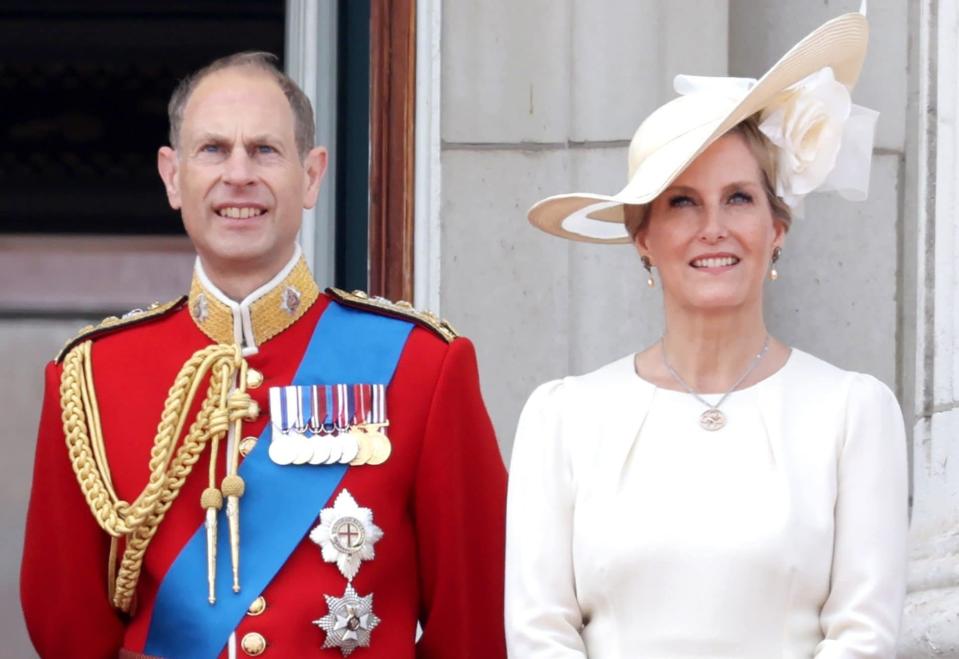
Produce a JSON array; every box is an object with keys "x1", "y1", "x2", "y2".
[
  {"x1": 240, "y1": 631, "x2": 267, "y2": 656},
  {"x1": 247, "y1": 595, "x2": 266, "y2": 616},
  {"x1": 246, "y1": 369, "x2": 264, "y2": 389},
  {"x1": 239, "y1": 436, "x2": 258, "y2": 457}
]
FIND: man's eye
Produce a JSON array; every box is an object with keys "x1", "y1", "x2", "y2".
[
  {"x1": 256, "y1": 145, "x2": 276, "y2": 154},
  {"x1": 201, "y1": 144, "x2": 222, "y2": 153},
  {"x1": 729, "y1": 191, "x2": 754, "y2": 204}
]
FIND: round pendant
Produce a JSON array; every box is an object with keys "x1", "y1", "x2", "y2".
[{"x1": 699, "y1": 408, "x2": 726, "y2": 431}]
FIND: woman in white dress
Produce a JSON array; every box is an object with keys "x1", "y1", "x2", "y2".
[{"x1": 506, "y1": 10, "x2": 907, "y2": 659}]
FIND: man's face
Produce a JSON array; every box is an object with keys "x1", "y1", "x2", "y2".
[{"x1": 158, "y1": 67, "x2": 326, "y2": 279}]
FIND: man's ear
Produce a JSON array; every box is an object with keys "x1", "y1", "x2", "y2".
[
  {"x1": 157, "y1": 147, "x2": 182, "y2": 210},
  {"x1": 302, "y1": 146, "x2": 329, "y2": 209}
]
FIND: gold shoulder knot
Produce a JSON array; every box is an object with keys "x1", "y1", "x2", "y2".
[
  {"x1": 326, "y1": 288, "x2": 460, "y2": 343},
  {"x1": 55, "y1": 297, "x2": 187, "y2": 363}
]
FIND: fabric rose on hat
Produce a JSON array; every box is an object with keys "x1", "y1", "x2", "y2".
[
  {"x1": 673, "y1": 68, "x2": 879, "y2": 216},
  {"x1": 758, "y1": 68, "x2": 851, "y2": 210}
]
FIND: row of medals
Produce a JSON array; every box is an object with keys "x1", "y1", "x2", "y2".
[{"x1": 268, "y1": 423, "x2": 391, "y2": 466}]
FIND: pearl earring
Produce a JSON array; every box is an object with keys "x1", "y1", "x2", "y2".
[
  {"x1": 769, "y1": 246, "x2": 782, "y2": 281},
  {"x1": 642, "y1": 256, "x2": 655, "y2": 288}
]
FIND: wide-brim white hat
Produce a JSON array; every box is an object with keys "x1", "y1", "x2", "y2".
[{"x1": 527, "y1": 11, "x2": 870, "y2": 244}]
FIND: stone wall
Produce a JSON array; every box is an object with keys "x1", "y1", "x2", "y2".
[{"x1": 439, "y1": 0, "x2": 729, "y2": 459}]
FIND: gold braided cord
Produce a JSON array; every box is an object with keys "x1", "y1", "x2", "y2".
[
  {"x1": 79, "y1": 343, "x2": 116, "y2": 499},
  {"x1": 59, "y1": 341, "x2": 254, "y2": 611}
]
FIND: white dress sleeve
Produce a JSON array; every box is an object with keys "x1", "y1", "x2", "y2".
[
  {"x1": 815, "y1": 373, "x2": 909, "y2": 658},
  {"x1": 505, "y1": 381, "x2": 588, "y2": 658}
]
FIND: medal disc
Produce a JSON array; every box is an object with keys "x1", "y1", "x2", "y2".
[
  {"x1": 699, "y1": 408, "x2": 726, "y2": 431},
  {"x1": 268, "y1": 435, "x2": 297, "y2": 465},
  {"x1": 366, "y1": 432, "x2": 392, "y2": 466},
  {"x1": 350, "y1": 433, "x2": 373, "y2": 466},
  {"x1": 323, "y1": 434, "x2": 344, "y2": 465},
  {"x1": 309, "y1": 435, "x2": 332, "y2": 465},
  {"x1": 338, "y1": 432, "x2": 359, "y2": 464},
  {"x1": 292, "y1": 434, "x2": 314, "y2": 465}
]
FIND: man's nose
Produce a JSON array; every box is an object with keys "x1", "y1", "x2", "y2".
[{"x1": 222, "y1": 148, "x2": 256, "y2": 186}]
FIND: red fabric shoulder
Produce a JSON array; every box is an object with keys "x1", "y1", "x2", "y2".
[{"x1": 55, "y1": 297, "x2": 187, "y2": 363}]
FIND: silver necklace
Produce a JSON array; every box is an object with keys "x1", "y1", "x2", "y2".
[{"x1": 661, "y1": 335, "x2": 770, "y2": 431}]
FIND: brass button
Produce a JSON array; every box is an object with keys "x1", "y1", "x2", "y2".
[
  {"x1": 247, "y1": 595, "x2": 267, "y2": 616},
  {"x1": 239, "y1": 436, "x2": 258, "y2": 457},
  {"x1": 240, "y1": 631, "x2": 267, "y2": 656},
  {"x1": 246, "y1": 369, "x2": 264, "y2": 389}
]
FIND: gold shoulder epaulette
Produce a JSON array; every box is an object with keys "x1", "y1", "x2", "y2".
[
  {"x1": 55, "y1": 297, "x2": 187, "y2": 363},
  {"x1": 327, "y1": 288, "x2": 459, "y2": 343}
]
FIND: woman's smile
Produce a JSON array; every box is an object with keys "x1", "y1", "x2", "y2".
[{"x1": 689, "y1": 253, "x2": 741, "y2": 273}]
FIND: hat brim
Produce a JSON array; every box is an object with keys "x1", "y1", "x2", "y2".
[{"x1": 527, "y1": 11, "x2": 869, "y2": 244}]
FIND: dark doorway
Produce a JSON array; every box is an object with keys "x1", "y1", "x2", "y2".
[{"x1": 0, "y1": 1, "x2": 285, "y2": 235}]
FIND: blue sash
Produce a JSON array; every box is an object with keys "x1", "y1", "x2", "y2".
[{"x1": 145, "y1": 301, "x2": 414, "y2": 658}]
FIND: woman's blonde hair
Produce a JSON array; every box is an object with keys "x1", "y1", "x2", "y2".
[{"x1": 624, "y1": 115, "x2": 793, "y2": 239}]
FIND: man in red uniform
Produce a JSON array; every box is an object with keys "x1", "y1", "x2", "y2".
[{"x1": 21, "y1": 52, "x2": 507, "y2": 659}]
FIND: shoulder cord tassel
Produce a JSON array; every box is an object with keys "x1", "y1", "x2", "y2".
[
  {"x1": 224, "y1": 362, "x2": 251, "y2": 593},
  {"x1": 202, "y1": 362, "x2": 255, "y2": 603},
  {"x1": 60, "y1": 341, "x2": 256, "y2": 612},
  {"x1": 200, "y1": 485, "x2": 222, "y2": 604}
]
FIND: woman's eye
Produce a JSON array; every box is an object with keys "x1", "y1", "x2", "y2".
[
  {"x1": 668, "y1": 195, "x2": 695, "y2": 208},
  {"x1": 729, "y1": 191, "x2": 753, "y2": 204}
]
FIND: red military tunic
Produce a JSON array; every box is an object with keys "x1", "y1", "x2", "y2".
[{"x1": 21, "y1": 254, "x2": 507, "y2": 659}]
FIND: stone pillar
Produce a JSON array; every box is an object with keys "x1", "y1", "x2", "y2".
[{"x1": 898, "y1": 0, "x2": 959, "y2": 655}]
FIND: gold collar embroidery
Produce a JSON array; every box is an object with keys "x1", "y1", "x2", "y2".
[{"x1": 188, "y1": 254, "x2": 320, "y2": 348}]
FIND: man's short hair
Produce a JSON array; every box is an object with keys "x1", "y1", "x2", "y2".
[{"x1": 167, "y1": 52, "x2": 315, "y2": 159}]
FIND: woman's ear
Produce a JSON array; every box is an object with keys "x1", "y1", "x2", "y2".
[
  {"x1": 772, "y1": 217, "x2": 787, "y2": 250},
  {"x1": 626, "y1": 203, "x2": 652, "y2": 257},
  {"x1": 633, "y1": 228, "x2": 651, "y2": 259}
]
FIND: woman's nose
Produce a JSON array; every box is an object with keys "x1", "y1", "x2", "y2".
[{"x1": 698, "y1": 204, "x2": 728, "y2": 243}]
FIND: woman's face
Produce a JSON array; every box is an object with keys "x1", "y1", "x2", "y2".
[{"x1": 635, "y1": 133, "x2": 786, "y2": 313}]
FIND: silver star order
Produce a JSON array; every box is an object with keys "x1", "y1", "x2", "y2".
[
  {"x1": 313, "y1": 583, "x2": 381, "y2": 657},
  {"x1": 310, "y1": 489, "x2": 383, "y2": 580}
]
